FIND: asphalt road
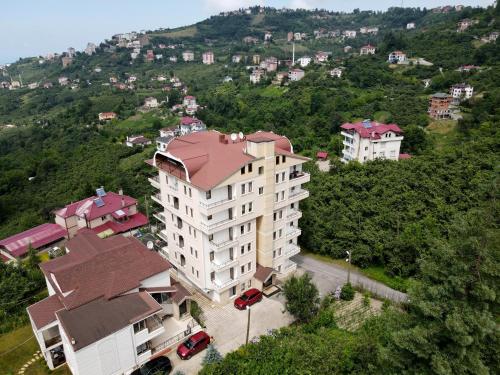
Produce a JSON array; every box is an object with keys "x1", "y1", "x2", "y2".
[{"x1": 292, "y1": 254, "x2": 408, "y2": 303}]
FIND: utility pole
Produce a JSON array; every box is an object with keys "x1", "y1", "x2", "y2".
[
  {"x1": 144, "y1": 195, "x2": 151, "y2": 232},
  {"x1": 292, "y1": 42, "x2": 295, "y2": 65},
  {"x1": 245, "y1": 306, "x2": 251, "y2": 345},
  {"x1": 346, "y1": 250, "x2": 352, "y2": 284}
]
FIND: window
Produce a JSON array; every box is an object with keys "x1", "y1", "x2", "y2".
[
  {"x1": 190, "y1": 247, "x2": 193, "y2": 255},
  {"x1": 196, "y1": 270, "x2": 199, "y2": 278},
  {"x1": 193, "y1": 229, "x2": 196, "y2": 238},
  {"x1": 247, "y1": 223, "x2": 251, "y2": 231},
  {"x1": 259, "y1": 187, "x2": 264, "y2": 195},
  {"x1": 279, "y1": 210, "x2": 283, "y2": 219},
  {"x1": 249, "y1": 202, "x2": 253, "y2": 212},
  {"x1": 191, "y1": 266, "x2": 194, "y2": 274},
  {"x1": 278, "y1": 248, "x2": 282, "y2": 256},
  {"x1": 282, "y1": 172, "x2": 286, "y2": 181},
  {"x1": 248, "y1": 280, "x2": 251, "y2": 287},
  {"x1": 241, "y1": 245, "x2": 245, "y2": 255},
  {"x1": 279, "y1": 229, "x2": 282, "y2": 238},
  {"x1": 230, "y1": 286, "x2": 236, "y2": 297},
  {"x1": 241, "y1": 283, "x2": 246, "y2": 291},
  {"x1": 189, "y1": 188, "x2": 192, "y2": 197},
  {"x1": 241, "y1": 167, "x2": 245, "y2": 175},
  {"x1": 247, "y1": 262, "x2": 252, "y2": 271},
  {"x1": 101, "y1": 216, "x2": 106, "y2": 221},
  {"x1": 273, "y1": 231, "x2": 277, "y2": 240},
  {"x1": 282, "y1": 155, "x2": 286, "y2": 163},
  {"x1": 248, "y1": 163, "x2": 253, "y2": 173},
  {"x1": 273, "y1": 250, "x2": 276, "y2": 258},
  {"x1": 185, "y1": 206, "x2": 188, "y2": 215},
  {"x1": 242, "y1": 205, "x2": 246, "y2": 214},
  {"x1": 240, "y1": 225, "x2": 244, "y2": 235},
  {"x1": 133, "y1": 320, "x2": 146, "y2": 333},
  {"x1": 209, "y1": 234, "x2": 213, "y2": 241},
  {"x1": 276, "y1": 156, "x2": 280, "y2": 165},
  {"x1": 208, "y1": 215, "x2": 213, "y2": 221},
  {"x1": 184, "y1": 186, "x2": 187, "y2": 194},
  {"x1": 281, "y1": 191, "x2": 285, "y2": 200},
  {"x1": 278, "y1": 265, "x2": 282, "y2": 272},
  {"x1": 195, "y1": 250, "x2": 198, "y2": 258},
  {"x1": 274, "y1": 212, "x2": 277, "y2": 221},
  {"x1": 241, "y1": 265, "x2": 245, "y2": 274},
  {"x1": 258, "y1": 166, "x2": 264, "y2": 175},
  {"x1": 241, "y1": 184, "x2": 246, "y2": 195},
  {"x1": 248, "y1": 182, "x2": 253, "y2": 192},
  {"x1": 275, "y1": 193, "x2": 279, "y2": 202},
  {"x1": 210, "y1": 272, "x2": 215, "y2": 281},
  {"x1": 206, "y1": 190, "x2": 211, "y2": 199},
  {"x1": 136, "y1": 342, "x2": 150, "y2": 355},
  {"x1": 247, "y1": 243, "x2": 251, "y2": 251},
  {"x1": 190, "y1": 208, "x2": 193, "y2": 217},
  {"x1": 275, "y1": 174, "x2": 279, "y2": 183},
  {"x1": 210, "y1": 251, "x2": 214, "y2": 261},
  {"x1": 365, "y1": 146, "x2": 368, "y2": 151}
]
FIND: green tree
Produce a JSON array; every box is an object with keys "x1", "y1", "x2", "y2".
[
  {"x1": 26, "y1": 244, "x2": 40, "y2": 269},
  {"x1": 283, "y1": 273, "x2": 320, "y2": 322},
  {"x1": 202, "y1": 344, "x2": 223, "y2": 365},
  {"x1": 340, "y1": 283, "x2": 355, "y2": 301}
]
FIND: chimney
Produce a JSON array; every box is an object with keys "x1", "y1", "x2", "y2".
[
  {"x1": 118, "y1": 188, "x2": 123, "y2": 195},
  {"x1": 121, "y1": 198, "x2": 125, "y2": 207},
  {"x1": 219, "y1": 134, "x2": 225, "y2": 143}
]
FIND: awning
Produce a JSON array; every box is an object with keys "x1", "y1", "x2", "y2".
[{"x1": 254, "y1": 264, "x2": 274, "y2": 283}]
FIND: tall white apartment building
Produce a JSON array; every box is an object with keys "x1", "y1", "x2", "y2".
[
  {"x1": 149, "y1": 131, "x2": 310, "y2": 304},
  {"x1": 202, "y1": 51, "x2": 215, "y2": 65},
  {"x1": 341, "y1": 120, "x2": 404, "y2": 163}
]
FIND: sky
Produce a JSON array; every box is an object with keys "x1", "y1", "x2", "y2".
[{"x1": 0, "y1": 0, "x2": 493, "y2": 64}]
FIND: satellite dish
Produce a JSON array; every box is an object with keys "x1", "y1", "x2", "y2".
[
  {"x1": 147, "y1": 241, "x2": 154, "y2": 250},
  {"x1": 230, "y1": 133, "x2": 237, "y2": 142},
  {"x1": 238, "y1": 132, "x2": 244, "y2": 140}
]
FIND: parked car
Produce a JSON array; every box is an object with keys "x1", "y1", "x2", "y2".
[
  {"x1": 234, "y1": 288, "x2": 263, "y2": 310},
  {"x1": 177, "y1": 331, "x2": 211, "y2": 360},
  {"x1": 130, "y1": 356, "x2": 172, "y2": 375}
]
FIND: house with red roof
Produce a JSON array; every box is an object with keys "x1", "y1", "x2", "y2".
[
  {"x1": 340, "y1": 119, "x2": 404, "y2": 163},
  {"x1": 179, "y1": 116, "x2": 206, "y2": 135},
  {"x1": 148, "y1": 130, "x2": 310, "y2": 304},
  {"x1": 98, "y1": 112, "x2": 117, "y2": 121},
  {"x1": 27, "y1": 230, "x2": 197, "y2": 373},
  {"x1": 360, "y1": 44, "x2": 376, "y2": 55},
  {"x1": 125, "y1": 135, "x2": 152, "y2": 148},
  {"x1": 54, "y1": 188, "x2": 148, "y2": 239},
  {"x1": 0, "y1": 223, "x2": 67, "y2": 261}
]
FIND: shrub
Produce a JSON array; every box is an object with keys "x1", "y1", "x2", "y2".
[
  {"x1": 202, "y1": 344, "x2": 222, "y2": 365},
  {"x1": 340, "y1": 283, "x2": 355, "y2": 301},
  {"x1": 283, "y1": 273, "x2": 320, "y2": 322}
]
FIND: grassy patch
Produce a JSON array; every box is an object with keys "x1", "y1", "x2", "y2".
[
  {"x1": 426, "y1": 119, "x2": 458, "y2": 150},
  {"x1": 157, "y1": 26, "x2": 197, "y2": 38},
  {"x1": 260, "y1": 86, "x2": 286, "y2": 98}
]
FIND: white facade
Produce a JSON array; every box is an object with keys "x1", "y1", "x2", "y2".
[
  {"x1": 289, "y1": 69, "x2": 305, "y2": 81},
  {"x1": 297, "y1": 56, "x2": 311, "y2": 67},
  {"x1": 407, "y1": 22, "x2": 416, "y2": 29},
  {"x1": 182, "y1": 51, "x2": 194, "y2": 62},
  {"x1": 144, "y1": 97, "x2": 159, "y2": 108},
  {"x1": 450, "y1": 84, "x2": 474, "y2": 102},
  {"x1": 388, "y1": 51, "x2": 407, "y2": 64},
  {"x1": 330, "y1": 68, "x2": 343, "y2": 78},
  {"x1": 202, "y1": 51, "x2": 214, "y2": 65},
  {"x1": 150, "y1": 133, "x2": 310, "y2": 304}
]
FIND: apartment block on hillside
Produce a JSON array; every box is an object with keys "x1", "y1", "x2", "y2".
[
  {"x1": 340, "y1": 120, "x2": 404, "y2": 163},
  {"x1": 27, "y1": 231, "x2": 196, "y2": 375},
  {"x1": 148, "y1": 130, "x2": 310, "y2": 304},
  {"x1": 428, "y1": 93, "x2": 452, "y2": 119}
]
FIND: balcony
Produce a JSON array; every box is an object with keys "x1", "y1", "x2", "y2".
[
  {"x1": 286, "y1": 227, "x2": 302, "y2": 238},
  {"x1": 153, "y1": 212, "x2": 167, "y2": 223},
  {"x1": 342, "y1": 140, "x2": 355, "y2": 147},
  {"x1": 287, "y1": 209, "x2": 302, "y2": 221},
  {"x1": 199, "y1": 196, "x2": 235, "y2": 210},
  {"x1": 209, "y1": 238, "x2": 238, "y2": 251},
  {"x1": 211, "y1": 257, "x2": 238, "y2": 271},
  {"x1": 285, "y1": 243, "x2": 301, "y2": 257},
  {"x1": 148, "y1": 176, "x2": 160, "y2": 189},
  {"x1": 44, "y1": 335, "x2": 62, "y2": 349},
  {"x1": 289, "y1": 171, "x2": 310, "y2": 186},
  {"x1": 158, "y1": 230, "x2": 169, "y2": 243},
  {"x1": 169, "y1": 183, "x2": 179, "y2": 192},
  {"x1": 200, "y1": 216, "x2": 236, "y2": 232},
  {"x1": 213, "y1": 278, "x2": 238, "y2": 291},
  {"x1": 341, "y1": 131, "x2": 354, "y2": 139},
  {"x1": 151, "y1": 193, "x2": 163, "y2": 206},
  {"x1": 289, "y1": 189, "x2": 309, "y2": 201}
]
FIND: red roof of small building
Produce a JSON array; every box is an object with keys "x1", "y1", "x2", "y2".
[
  {"x1": 316, "y1": 151, "x2": 328, "y2": 159},
  {"x1": 180, "y1": 116, "x2": 202, "y2": 126},
  {"x1": 0, "y1": 223, "x2": 67, "y2": 258},
  {"x1": 54, "y1": 191, "x2": 137, "y2": 221},
  {"x1": 27, "y1": 294, "x2": 64, "y2": 329},
  {"x1": 87, "y1": 212, "x2": 148, "y2": 236},
  {"x1": 340, "y1": 121, "x2": 402, "y2": 140},
  {"x1": 362, "y1": 44, "x2": 376, "y2": 49},
  {"x1": 184, "y1": 95, "x2": 195, "y2": 99},
  {"x1": 399, "y1": 153, "x2": 412, "y2": 159}
]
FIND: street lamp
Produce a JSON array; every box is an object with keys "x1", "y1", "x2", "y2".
[
  {"x1": 245, "y1": 306, "x2": 251, "y2": 345},
  {"x1": 346, "y1": 250, "x2": 352, "y2": 284}
]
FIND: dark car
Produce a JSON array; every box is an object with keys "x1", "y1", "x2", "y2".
[
  {"x1": 177, "y1": 331, "x2": 211, "y2": 360},
  {"x1": 234, "y1": 288, "x2": 263, "y2": 310},
  {"x1": 130, "y1": 356, "x2": 172, "y2": 375}
]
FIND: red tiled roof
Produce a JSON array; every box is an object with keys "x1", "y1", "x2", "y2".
[
  {"x1": 54, "y1": 191, "x2": 137, "y2": 221},
  {"x1": 254, "y1": 264, "x2": 274, "y2": 282},
  {"x1": 316, "y1": 151, "x2": 328, "y2": 159},
  {"x1": 180, "y1": 116, "x2": 202, "y2": 126},
  {"x1": 27, "y1": 294, "x2": 64, "y2": 330},
  {"x1": 154, "y1": 130, "x2": 305, "y2": 191},
  {"x1": 0, "y1": 223, "x2": 67, "y2": 258},
  {"x1": 340, "y1": 121, "x2": 402, "y2": 140},
  {"x1": 40, "y1": 230, "x2": 171, "y2": 310},
  {"x1": 88, "y1": 212, "x2": 148, "y2": 236}
]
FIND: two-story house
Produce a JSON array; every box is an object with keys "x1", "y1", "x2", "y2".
[
  {"x1": 147, "y1": 131, "x2": 310, "y2": 304},
  {"x1": 27, "y1": 230, "x2": 197, "y2": 375},
  {"x1": 340, "y1": 120, "x2": 404, "y2": 163}
]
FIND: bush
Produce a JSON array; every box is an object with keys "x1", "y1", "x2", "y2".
[
  {"x1": 190, "y1": 300, "x2": 205, "y2": 327},
  {"x1": 340, "y1": 283, "x2": 355, "y2": 301},
  {"x1": 283, "y1": 273, "x2": 320, "y2": 322},
  {"x1": 362, "y1": 292, "x2": 371, "y2": 307},
  {"x1": 202, "y1": 344, "x2": 222, "y2": 365}
]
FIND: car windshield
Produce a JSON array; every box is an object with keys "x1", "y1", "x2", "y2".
[
  {"x1": 184, "y1": 338, "x2": 195, "y2": 349},
  {"x1": 240, "y1": 294, "x2": 250, "y2": 301}
]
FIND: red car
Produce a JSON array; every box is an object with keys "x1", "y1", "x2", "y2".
[
  {"x1": 234, "y1": 288, "x2": 263, "y2": 310},
  {"x1": 177, "y1": 331, "x2": 210, "y2": 360}
]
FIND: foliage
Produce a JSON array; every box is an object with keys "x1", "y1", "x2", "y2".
[
  {"x1": 282, "y1": 273, "x2": 320, "y2": 322},
  {"x1": 340, "y1": 283, "x2": 355, "y2": 301},
  {"x1": 190, "y1": 300, "x2": 205, "y2": 328},
  {"x1": 202, "y1": 344, "x2": 223, "y2": 366}
]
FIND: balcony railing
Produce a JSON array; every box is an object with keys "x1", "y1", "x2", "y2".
[
  {"x1": 286, "y1": 227, "x2": 302, "y2": 238},
  {"x1": 289, "y1": 189, "x2": 309, "y2": 200},
  {"x1": 211, "y1": 257, "x2": 238, "y2": 271},
  {"x1": 44, "y1": 335, "x2": 62, "y2": 348},
  {"x1": 287, "y1": 209, "x2": 302, "y2": 221},
  {"x1": 151, "y1": 193, "x2": 163, "y2": 206},
  {"x1": 285, "y1": 243, "x2": 301, "y2": 257},
  {"x1": 200, "y1": 216, "x2": 236, "y2": 232},
  {"x1": 199, "y1": 196, "x2": 235, "y2": 209},
  {"x1": 148, "y1": 176, "x2": 160, "y2": 189},
  {"x1": 158, "y1": 230, "x2": 169, "y2": 243},
  {"x1": 209, "y1": 238, "x2": 238, "y2": 251},
  {"x1": 213, "y1": 278, "x2": 238, "y2": 291},
  {"x1": 153, "y1": 212, "x2": 167, "y2": 223},
  {"x1": 145, "y1": 315, "x2": 163, "y2": 333}
]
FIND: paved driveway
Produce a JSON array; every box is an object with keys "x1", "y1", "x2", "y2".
[
  {"x1": 292, "y1": 254, "x2": 408, "y2": 303},
  {"x1": 168, "y1": 290, "x2": 292, "y2": 374}
]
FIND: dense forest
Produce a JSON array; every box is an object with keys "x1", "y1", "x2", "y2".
[{"x1": 0, "y1": 4, "x2": 499, "y2": 373}]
